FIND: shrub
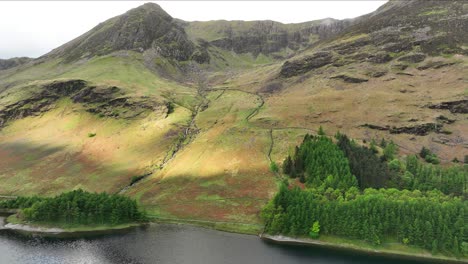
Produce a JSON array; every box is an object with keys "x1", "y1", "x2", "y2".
[
  {"x1": 88, "y1": 133, "x2": 96, "y2": 138},
  {"x1": 270, "y1": 161, "x2": 279, "y2": 173},
  {"x1": 309, "y1": 221, "x2": 320, "y2": 239}
]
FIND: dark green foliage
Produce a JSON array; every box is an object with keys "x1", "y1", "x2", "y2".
[
  {"x1": 382, "y1": 140, "x2": 398, "y2": 161},
  {"x1": 267, "y1": 131, "x2": 468, "y2": 258},
  {"x1": 282, "y1": 155, "x2": 293, "y2": 175},
  {"x1": 369, "y1": 139, "x2": 378, "y2": 154},
  {"x1": 337, "y1": 134, "x2": 390, "y2": 189},
  {"x1": 15, "y1": 189, "x2": 145, "y2": 225},
  {"x1": 420, "y1": 147, "x2": 431, "y2": 159},
  {"x1": 166, "y1": 102, "x2": 175, "y2": 115},
  {"x1": 285, "y1": 134, "x2": 357, "y2": 190},
  {"x1": 130, "y1": 175, "x2": 145, "y2": 185},
  {"x1": 270, "y1": 161, "x2": 279, "y2": 173},
  {"x1": 0, "y1": 196, "x2": 43, "y2": 209},
  {"x1": 419, "y1": 146, "x2": 440, "y2": 164},
  {"x1": 380, "y1": 138, "x2": 387, "y2": 148},
  {"x1": 398, "y1": 155, "x2": 466, "y2": 196},
  {"x1": 318, "y1": 126, "x2": 326, "y2": 136},
  {"x1": 262, "y1": 185, "x2": 467, "y2": 257},
  {"x1": 88, "y1": 133, "x2": 96, "y2": 138}
]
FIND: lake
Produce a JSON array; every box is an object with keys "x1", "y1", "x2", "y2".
[{"x1": 0, "y1": 220, "x2": 434, "y2": 264}]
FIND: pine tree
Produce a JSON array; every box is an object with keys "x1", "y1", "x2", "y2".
[{"x1": 282, "y1": 155, "x2": 292, "y2": 175}]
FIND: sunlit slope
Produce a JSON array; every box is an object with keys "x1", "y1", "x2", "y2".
[
  {"x1": 0, "y1": 53, "x2": 198, "y2": 196},
  {"x1": 127, "y1": 90, "x2": 277, "y2": 222},
  {"x1": 0, "y1": 97, "x2": 192, "y2": 195},
  {"x1": 0, "y1": 52, "x2": 199, "y2": 108}
]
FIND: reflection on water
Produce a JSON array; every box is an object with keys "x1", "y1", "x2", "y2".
[{"x1": 0, "y1": 223, "x2": 430, "y2": 264}]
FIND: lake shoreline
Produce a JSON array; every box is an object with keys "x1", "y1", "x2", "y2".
[
  {"x1": 0, "y1": 214, "x2": 145, "y2": 237},
  {"x1": 260, "y1": 234, "x2": 468, "y2": 264},
  {"x1": 2, "y1": 213, "x2": 467, "y2": 263}
]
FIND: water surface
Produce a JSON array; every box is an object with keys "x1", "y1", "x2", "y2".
[{"x1": 0, "y1": 222, "x2": 432, "y2": 264}]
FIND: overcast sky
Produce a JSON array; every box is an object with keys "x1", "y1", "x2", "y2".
[{"x1": 0, "y1": 1, "x2": 387, "y2": 59}]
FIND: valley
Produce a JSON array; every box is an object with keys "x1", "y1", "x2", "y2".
[{"x1": 0, "y1": 0, "x2": 466, "y2": 262}]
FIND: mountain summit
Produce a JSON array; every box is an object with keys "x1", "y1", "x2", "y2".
[{"x1": 47, "y1": 3, "x2": 199, "y2": 62}]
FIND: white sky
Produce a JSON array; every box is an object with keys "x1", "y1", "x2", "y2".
[{"x1": 0, "y1": 1, "x2": 387, "y2": 59}]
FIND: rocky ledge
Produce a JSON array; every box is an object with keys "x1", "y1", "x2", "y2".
[
  {"x1": 0, "y1": 80, "x2": 167, "y2": 128},
  {"x1": 279, "y1": 51, "x2": 334, "y2": 78},
  {"x1": 427, "y1": 100, "x2": 467, "y2": 114},
  {"x1": 361, "y1": 123, "x2": 444, "y2": 136}
]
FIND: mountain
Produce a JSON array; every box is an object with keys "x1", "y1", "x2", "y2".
[
  {"x1": 0, "y1": 0, "x2": 466, "y2": 225},
  {"x1": 0, "y1": 57, "x2": 33, "y2": 70}
]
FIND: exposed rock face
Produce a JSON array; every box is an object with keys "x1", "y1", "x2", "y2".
[
  {"x1": 417, "y1": 61, "x2": 456, "y2": 70},
  {"x1": 331, "y1": 74, "x2": 368, "y2": 83},
  {"x1": 347, "y1": 1, "x2": 468, "y2": 55},
  {"x1": 276, "y1": 1, "x2": 467, "y2": 79},
  {"x1": 185, "y1": 19, "x2": 355, "y2": 57},
  {"x1": 0, "y1": 80, "x2": 164, "y2": 128},
  {"x1": 46, "y1": 3, "x2": 199, "y2": 63},
  {"x1": 361, "y1": 123, "x2": 443, "y2": 136},
  {"x1": 0, "y1": 57, "x2": 33, "y2": 70},
  {"x1": 367, "y1": 52, "x2": 393, "y2": 64},
  {"x1": 436, "y1": 115, "x2": 455, "y2": 124},
  {"x1": 428, "y1": 100, "x2": 468, "y2": 114},
  {"x1": 279, "y1": 51, "x2": 334, "y2": 78},
  {"x1": 397, "y1": 53, "x2": 426, "y2": 63}
]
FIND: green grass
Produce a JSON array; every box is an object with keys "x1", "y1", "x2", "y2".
[
  {"x1": 419, "y1": 8, "x2": 448, "y2": 16},
  {"x1": 276, "y1": 234, "x2": 467, "y2": 262},
  {"x1": 6, "y1": 215, "x2": 142, "y2": 232},
  {"x1": 148, "y1": 215, "x2": 262, "y2": 235}
]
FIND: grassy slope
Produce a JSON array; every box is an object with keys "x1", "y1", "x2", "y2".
[
  {"x1": 127, "y1": 89, "x2": 277, "y2": 223},
  {"x1": 1, "y1": 51, "x2": 465, "y2": 221},
  {"x1": 0, "y1": 54, "x2": 196, "y2": 196},
  {"x1": 0, "y1": 2, "x2": 466, "y2": 233}
]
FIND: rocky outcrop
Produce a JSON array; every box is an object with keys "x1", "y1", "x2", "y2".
[
  {"x1": 0, "y1": 80, "x2": 85, "y2": 127},
  {"x1": 186, "y1": 19, "x2": 355, "y2": 57},
  {"x1": 397, "y1": 53, "x2": 426, "y2": 63},
  {"x1": 361, "y1": 123, "x2": 443, "y2": 136},
  {"x1": 331, "y1": 74, "x2": 368, "y2": 83},
  {"x1": 279, "y1": 51, "x2": 334, "y2": 78},
  {"x1": 73, "y1": 87, "x2": 161, "y2": 119},
  {"x1": 367, "y1": 52, "x2": 393, "y2": 64},
  {"x1": 436, "y1": 115, "x2": 455, "y2": 124},
  {"x1": 417, "y1": 61, "x2": 456, "y2": 70},
  {"x1": 46, "y1": 3, "x2": 200, "y2": 63},
  {"x1": 0, "y1": 80, "x2": 164, "y2": 128},
  {"x1": 428, "y1": 100, "x2": 468, "y2": 114}
]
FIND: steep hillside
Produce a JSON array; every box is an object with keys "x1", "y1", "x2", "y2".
[
  {"x1": 0, "y1": 57, "x2": 33, "y2": 70},
  {"x1": 0, "y1": 0, "x2": 466, "y2": 225}
]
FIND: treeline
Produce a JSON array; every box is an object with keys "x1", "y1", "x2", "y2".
[
  {"x1": 282, "y1": 132, "x2": 466, "y2": 196},
  {"x1": 282, "y1": 134, "x2": 357, "y2": 190},
  {"x1": 2, "y1": 190, "x2": 146, "y2": 225},
  {"x1": 336, "y1": 133, "x2": 390, "y2": 189},
  {"x1": 0, "y1": 196, "x2": 43, "y2": 209},
  {"x1": 262, "y1": 185, "x2": 467, "y2": 257},
  {"x1": 389, "y1": 155, "x2": 467, "y2": 196},
  {"x1": 270, "y1": 130, "x2": 468, "y2": 257}
]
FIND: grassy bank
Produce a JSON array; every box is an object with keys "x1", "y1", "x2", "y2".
[
  {"x1": 148, "y1": 215, "x2": 263, "y2": 235},
  {"x1": 261, "y1": 234, "x2": 468, "y2": 264},
  {"x1": 6, "y1": 214, "x2": 143, "y2": 233}
]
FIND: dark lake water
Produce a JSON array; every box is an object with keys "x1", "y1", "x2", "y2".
[{"x1": 0, "y1": 222, "x2": 433, "y2": 264}]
